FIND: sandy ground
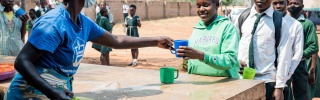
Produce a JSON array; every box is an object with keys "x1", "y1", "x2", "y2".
[{"x1": 82, "y1": 16, "x2": 199, "y2": 71}]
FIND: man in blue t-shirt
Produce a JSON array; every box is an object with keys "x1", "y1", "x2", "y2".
[{"x1": 4, "y1": 0, "x2": 174, "y2": 99}]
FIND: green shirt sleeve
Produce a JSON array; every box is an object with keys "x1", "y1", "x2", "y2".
[
  {"x1": 202, "y1": 24, "x2": 240, "y2": 70},
  {"x1": 36, "y1": 10, "x2": 41, "y2": 18},
  {"x1": 303, "y1": 21, "x2": 319, "y2": 58},
  {"x1": 96, "y1": 13, "x2": 101, "y2": 24},
  {"x1": 99, "y1": 17, "x2": 112, "y2": 32}
]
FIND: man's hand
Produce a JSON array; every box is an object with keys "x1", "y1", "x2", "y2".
[
  {"x1": 176, "y1": 46, "x2": 204, "y2": 60},
  {"x1": 20, "y1": 14, "x2": 29, "y2": 23},
  {"x1": 238, "y1": 60, "x2": 247, "y2": 74},
  {"x1": 309, "y1": 68, "x2": 316, "y2": 84},
  {"x1": 156, "y1": 36, "x2": 174, "y2": 50},
  {"x1": 49, "y1": 89, "x2": 74, "y2": 100},
  {"x1": 273, "y1": 88, "x2": 284, "y2": 100}
]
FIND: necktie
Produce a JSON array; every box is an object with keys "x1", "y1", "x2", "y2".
[{"x1": 249, "y1": 13, "x2": 266, "y2": 68}]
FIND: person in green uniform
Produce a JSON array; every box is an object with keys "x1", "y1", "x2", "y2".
[
  {"x1": 92, "y1": 2, "x2": 110, "y2": 65},
  {"x1": 36, "y1": 0, "x2": 50, "y2": 18},
  {"x1": 124, "y1": 4, "x2": 141, "y2": 66},
  {"x1": 95, "y1": 2, "x2": 106, "y2": 25},
  {"x1": 287, "y1": 0, "x2": 319, "y2": 99},
  {"x1": 97, "y1": 8, "x2": 113, "y2": 65},
  {"x1": 27, "y1": 9, "x2": 38, "y2": 38},
  {"x1": 306, "y1": 53, "x2": 320, "y2": 99},
  {"x1": 176, "y1": 0, "x2": 240, "y2": 78}
]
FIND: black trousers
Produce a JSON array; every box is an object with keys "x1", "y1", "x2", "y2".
[{"x1": 291, "y1": 60, "x2": 309, "y2": 100}]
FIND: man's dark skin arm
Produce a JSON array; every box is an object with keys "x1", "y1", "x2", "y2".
[
  {"x1": 309, "y1": 53, "x2": 318, "y2": 84},
  {"x1": 91, "y1": 31, "x2": 173, "y2": 49},
  {"x1": 15, "y1": 30, "x2": 173, "y2": 99},
  {"x1": 14, "y1": 43, "x2": 74, "y2": 100},
  {"x1": 20, "y1": 14, "x2": 29, "y2": 43}
]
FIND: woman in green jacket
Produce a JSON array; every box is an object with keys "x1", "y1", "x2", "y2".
[{"x1": 177, "y1": 0, "x2": 240, "y2": 78}]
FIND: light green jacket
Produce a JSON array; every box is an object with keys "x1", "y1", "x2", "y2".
[
  {"x1": 0, "y1": 4, "x2": 24, "y2": 56},
  {"x1": 188, "y1": 15, "x2": 240, "y2": 79}
]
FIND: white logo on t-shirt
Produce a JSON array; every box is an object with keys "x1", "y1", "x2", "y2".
[{"x1": 72, "y1": 37, "x2": 85, "y2": 67}]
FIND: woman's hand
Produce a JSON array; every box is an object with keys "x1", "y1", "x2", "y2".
[
  {"x1": 156, "y1": 36, "x2": 174, "y2": 50},
  {"x1": 238, "y1": 60, "x2": 247, "y2": 74},
  {"x1": 176, "y1": 46, "x2": 204, "y2": 60},
  {"x1": 49, "y1": 89, "x2": 74, "y2": 100},
  {"x1": 20, "y1": 14, "x2": 29, "y2": 23},
  {"x1": 309, "y1": 68, "x2": 316, "y2": 84}
]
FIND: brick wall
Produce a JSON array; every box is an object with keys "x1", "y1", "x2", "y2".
[
  {"x1": 25, "y1": 0, "x2": 37, "y2": 13},
  {"x1": 165, "y1": 2, "x2": 179, "y2": 18},
  {"x1": 190, "y1": 4, "x2": 198, "y2": 16},
  {"x1": 179, "y1": 2, "x2": 190, "y2": 17},
  {"x1": 84, "y1": 5, "x2": 96, "y2": 22},
  {"x1": 129, "y1": 1, "x2": 147, "y2": 20},
  {"x1": 147, "y1": 1, "x2": 165, "y2": 20},
  {"x1": 106, "y1": 1, "x2": 123, "y2": 22},
  {"x1": 24, "y1": 1, "x2": 196, "y2": 23}
]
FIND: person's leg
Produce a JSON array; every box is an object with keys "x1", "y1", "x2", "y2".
[
  {"x1": 100, "y1": 47, "x2": 108, "y2": 65},
  {"x1": 292, "y1": 60, "x2": 309, "y2": 100},
  {"x1": 106, "y1": 52, "x2": 110, "y2": 65},
  {"x1": 132, "y1": 27, "x2": 139, "y2": 66},
  {"x1": 100, "y1": 54, "x2": 107, "y2": 65},
  {"x1": 284, "y1": 78, "x2": 293, "y2": 100},
  {"x1": 265, "y1": 82, "x2": 276, "y2": 100},
  {"x1": 134, "y1": 49, "x2": 139, "y2": 59},
  {"x1": 128, "y1": 49, "x2": 135, "y2": 66},
  {"x1": 132, "y1": 49, "x2": 138, "y2": 66}
]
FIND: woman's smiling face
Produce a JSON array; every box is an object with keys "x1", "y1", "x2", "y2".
[{"x1": 196, "y1": 0, "x2": 219, "y2": 25}]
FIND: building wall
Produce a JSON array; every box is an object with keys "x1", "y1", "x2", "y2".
[
  {"x1": 24, "y1": 0, "x2": 197, "y2": 23},
  {"x1": 179, "y1": 2, "x2": 190, "y2": 16},
  {"x1": 165, "y1": 2, "x2": 179, "y2": 18}
]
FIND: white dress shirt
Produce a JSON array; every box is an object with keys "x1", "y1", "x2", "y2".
[
  {"x1": 96, "y1": 6, "x2": 100, "y2": 14},
  {"x1": 35, "y1": 6, "x2": 40, "y2": 11},
  {"x1": 283, "y1": 14, "x2": 304, "y2": 80},
  {"x1": 236, "y1": 6, "x2": 292, "y2": 88},
  {"x1": 108, "y1": 13, "x2": 114, "y2": 23},
  {"x1": 123, "y1": 4, "x2": 129, "y2": 13}
]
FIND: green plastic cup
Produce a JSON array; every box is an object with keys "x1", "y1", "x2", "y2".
[
  {"x1": 26, "y1": 24, "x2": 29, "y2": 30},
  {"x1": 72, "y1": 97, "x2": 93, "y2": 100},
  {"x1": 160, "y1": 67, "x2": 179, "y2": 84},
  {"x1": 243, "y1": 67, "x2": 256, "y2": 79}
]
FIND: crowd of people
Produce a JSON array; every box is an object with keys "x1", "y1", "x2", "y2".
[{"x1": 0, "y1": 0, "x2": 319, "y2": 100}]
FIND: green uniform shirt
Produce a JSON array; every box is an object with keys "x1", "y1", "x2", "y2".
[
  {"x1": 188, "y1": 15, "x2": 240, "y2": 79},
  {"x1": 125, "y1": 15, "x2": 140, "y2": 26},
  {"x1": 96, "y1": 13, "x2": 101, "y2": 24},
  {"x1": 125, "y1": 15, "x2": 140, "y2": 37},
  {"x1": 99, "y1": 16, "x2": 112, "y2": 32},
  {"x1": 298, "y1": 15, "x2": 319, "y2": 58}
]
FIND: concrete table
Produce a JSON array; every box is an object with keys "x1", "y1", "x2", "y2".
[
  {"x1": 73, "y1": 64, "x2": 265, "y2": 100},
  {"x1": 0, "y1": 62, "x2": 266, "y2": 100}
]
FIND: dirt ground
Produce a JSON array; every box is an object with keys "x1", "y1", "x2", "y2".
[{"x1": 82, "y1": 16, "x2": 199, "y2": 71}]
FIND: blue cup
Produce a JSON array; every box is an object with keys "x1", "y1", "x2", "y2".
[
  {"x1": 15, "y1": 8, "x2": 25, "y2": 17},
  {"x1": 170, "y1": 40, "x2": 188, "y2": 58}
]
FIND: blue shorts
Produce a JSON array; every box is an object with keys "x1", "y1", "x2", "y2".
[{"x1": 4, "y1": 67, "x2": 73, "y2": 100}]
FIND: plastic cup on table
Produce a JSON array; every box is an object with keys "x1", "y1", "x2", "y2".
[{"x1": 242, "y1": 67, "x2": 256, "y2": 79}]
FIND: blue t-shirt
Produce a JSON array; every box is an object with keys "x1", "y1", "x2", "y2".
[{"x1": 28, "y1": 4, "x2": 105, "y2": 76}]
